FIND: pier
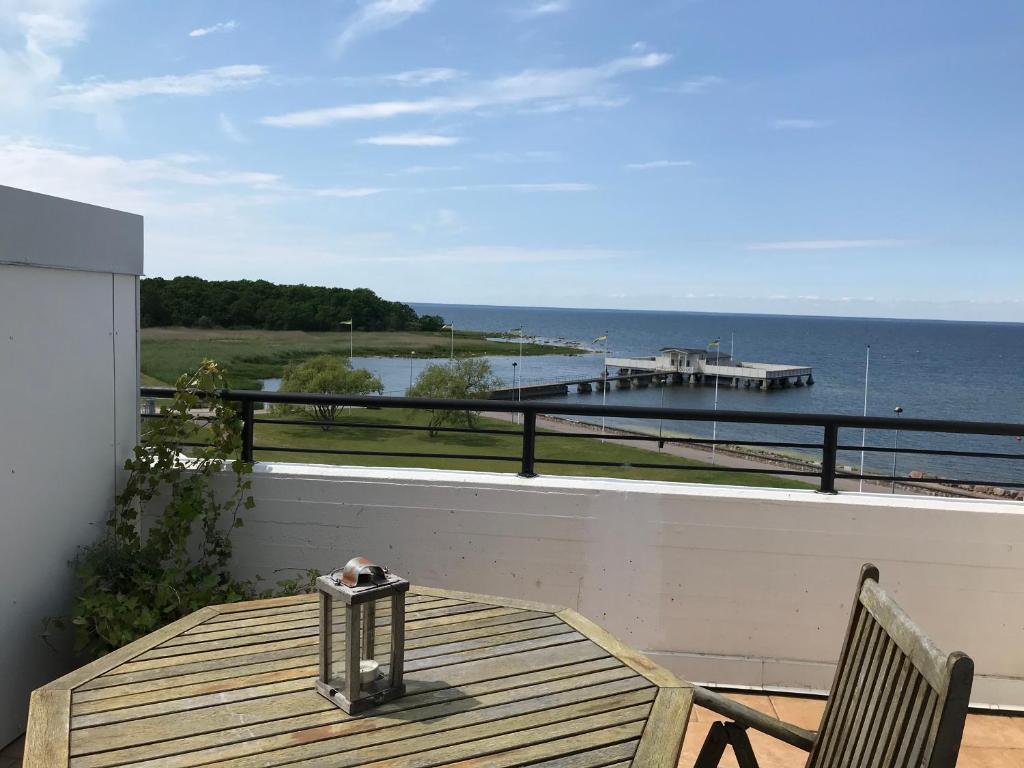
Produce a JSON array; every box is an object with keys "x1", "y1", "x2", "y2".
[{"x1": 489, "y1": 346, "x2": 813, "y2": 400}]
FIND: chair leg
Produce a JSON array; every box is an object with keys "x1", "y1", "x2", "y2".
[
  {"x1": 694, "y1": 722, "x2": 730, "y2": 767},
  {"x1": 724, "y1": 722, "x2": 761, "y2": 768}
]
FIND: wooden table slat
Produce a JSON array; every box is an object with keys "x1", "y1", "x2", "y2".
[
  {"x1": 74, "y1": 671, "x2": 650, "y2": 768},
  {"x1": 69, "y1": 658, "x2": 627, "y2": 767},
  {"x1": 632, "y1": 687, "x2": 694, "y2": 768},
  {"x1": 70, "y1": 641, "x2": 612, "y2": 755},
  {"x1": 212, "y1": 698, "x2": 654, "y2": 768},
  {"x1": 26, "y1": 588, "x2": 690, "y2": 768}
]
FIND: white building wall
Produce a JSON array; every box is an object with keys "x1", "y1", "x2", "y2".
[
  {"x1": 0, "y1": 186, "x2": 141, "y2": 746},
  {"x1": 226, "y1": 463, "x2": 1024, "y2": 709}
]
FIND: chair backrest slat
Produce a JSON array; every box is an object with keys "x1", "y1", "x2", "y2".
[{"x1": 806, "y1": 565, "x2": 973, "y2": 768}]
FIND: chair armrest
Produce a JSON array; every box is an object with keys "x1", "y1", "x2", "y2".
[{"x1": 693, "y1": 686, "x2": 817, "y2": 751}]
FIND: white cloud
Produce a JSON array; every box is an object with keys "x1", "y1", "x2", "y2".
[
  {"x1": 372, "y1": 245, "x2": 618, "y2": 264},
  {"x1": 772, "y1": 118, "x2": 832, "y2": 130},
  {"x1": 0, "y1": 137, "x2": 282, "y2": 215},
  {"x1": 446, "y1": 182, "x2": 594, "y2": 192},
  {"x1": 0, "y1": 0, "x2": 90, "y2": 109},
  {"x1": 261, "y1": 52, "x2": 671, "y2": 127},
  {"x1": 333, "y1": 0, "x2": 434, "y2": 55},
  {"x1": 360, "y1": 132, "x2": 461, "y2": 146},
  {"x1": 188, "y1": 19, "x2": 237, "y2": 37},
  {"x1": 313, "y1": 186, "x2": 386, "y2": 198},
  {"x1": 50, "y1": 64, "x2": 268, "y2": 110},
  {"x1": 625, "y1": 160, "x2": 694, "y2": 170},
  {"x1": 664, "y1": 75, "x2": 725, "y2": 95},
  {"x1": 745, "y1": 239, "x2": 916, "y2": 251},
  {"x1": 387, "y1": 164, "x2": 461, "y2": 175},
  {"x1": 338, "y1": 67, "x2": 463, "y2": 87},
  {"x1": 218, "y1": 112, "x2": 246, "y2": 143},
  {"x1": 385, "y1": 67, "x2": 462, "y2": 86},
  {"x1": 518, "y1": 0, "x2": 571, "y2": 17}
]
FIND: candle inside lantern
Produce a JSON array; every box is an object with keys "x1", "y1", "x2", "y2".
[{"x1": 360, "y1": 659, "x2": 380, "y2": 686}]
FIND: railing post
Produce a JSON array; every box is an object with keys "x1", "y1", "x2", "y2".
[
  {"x1": 519, "y1": 410, "x2": 537, "y2": 478},
  {"x1": 819, "y1": 423, "x2": 838, "y2": 494},
  {"x1": 241, "y1": 399, "x2": 255, "y2": 464}
]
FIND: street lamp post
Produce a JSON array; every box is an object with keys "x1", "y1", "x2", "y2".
[
  {"x1": 442, "y1": 323, "x2": 454, "y2": 360},
  {"x1": 340, "y1": 319, "x2": 354, "y2": 358},
  {"x1": 891, "y1": 405, "x2": 904, "y2": 493},
  {"x1": 408, "y1": 351, "x2": 417, "y2": 392},
  {"x1": 511, "y1": 361, "x2": 518, "y2": 425}
]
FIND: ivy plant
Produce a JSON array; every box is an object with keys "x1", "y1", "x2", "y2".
[{"x1": 51, "y1": 360, "x2": 287, "y2": 659}]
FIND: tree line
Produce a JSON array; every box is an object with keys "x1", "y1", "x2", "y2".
[{"x1": 140, "y1": 276, "x2": 445, "y2": 332}]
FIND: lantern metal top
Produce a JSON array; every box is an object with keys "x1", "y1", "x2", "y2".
[{"x1": 318, "y1": 557, "x2": 409, "y2": 605}]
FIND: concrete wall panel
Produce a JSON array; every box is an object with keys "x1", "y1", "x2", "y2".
[{"x1": 224, "y1": 465, "x2": 1024, "y2": 709}]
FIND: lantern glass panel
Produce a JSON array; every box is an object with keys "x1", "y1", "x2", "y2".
[
  {"x1": 330, "y1": 595, "x2": 394, "y2": 693},
  {"x1": 316, "y1": 559, "x2": 408, "y2": 714}
]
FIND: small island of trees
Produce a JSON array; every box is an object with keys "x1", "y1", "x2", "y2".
[{"x1": 140, "y1": 276, "x2": 445, "y2": 332}]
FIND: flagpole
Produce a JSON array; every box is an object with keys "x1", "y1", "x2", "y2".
[
  {"x1": 442, "y1": 323, "x2": 454, "y2": 359},
  {"x1": 517, "y1": 328, "x2": 524, "y2": 423},
  {"x1": 712, "y1": 338, "x2": 720, "y2": 464},
  {"x1": 859, "y1": 345, "x2": 870, "y2": 492},
  {"x1": 340, "y1": 320, "x2": 353, "y2": 357},
  {"x1": 601, "y1": 333, "x2": 608, "y2": 440}
]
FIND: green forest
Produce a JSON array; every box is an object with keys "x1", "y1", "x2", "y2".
[{"x1": 140, "y1": 276, "x2": 444, "y2": 332}]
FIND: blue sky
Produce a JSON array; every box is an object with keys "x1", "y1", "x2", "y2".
[{"x1": 2, "y1": 1, "x2": 1023, "y2": 321}]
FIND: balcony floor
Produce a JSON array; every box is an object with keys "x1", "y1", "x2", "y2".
[{"x1": 682, "y1": 692, "x2": 1024, "y2": 767}]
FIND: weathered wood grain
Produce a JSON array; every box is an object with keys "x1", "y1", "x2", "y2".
[
  {"x1": 634, "y1": 687, "x2": 694, "y2": 768},
  {"x1": 556, "y1": 608, "x2": 685, "y2": 689},
  {"x1": 24, "y1": 689, "x2": 70, "y2": 768},
  {"x1": 27, "y1": 587, "x2": 689, "y2": 768}
]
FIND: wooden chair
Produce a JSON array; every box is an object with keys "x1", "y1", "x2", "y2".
[{"x1": 692, "y1": 564, "x2": 974, "y2": 768}]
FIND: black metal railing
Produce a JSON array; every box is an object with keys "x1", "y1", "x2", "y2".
[{"x1": 140, "y1": 387, "x2": 1024, "y2": 495}]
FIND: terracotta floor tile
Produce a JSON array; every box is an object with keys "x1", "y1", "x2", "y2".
[
  {"x1": 962, "y1": 715, "x2": 1024, "y2": 749},
  {"x1": 954, "y1": 746, "x2": 1024, "y2": 768},
  {"x1": 769, "y1": 695, "x2": 826, "y2": 731},
  {"x1": 678, "y1": 692, "x2": 1024, "y2": 768}
]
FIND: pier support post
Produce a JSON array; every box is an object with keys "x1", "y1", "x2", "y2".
[
  {"x1": 760, "y1": 380, "x2": 770, "y2": 391},
  {"x1": 794, "y1": 376, "x2": 804, "y2": 387},
  {"x1": 806, "y1": 373, "x2": 815, "y2": 385}
]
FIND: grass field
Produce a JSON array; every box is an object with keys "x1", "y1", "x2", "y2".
[
  {"x1": 249, "y1": 407, "x2": 810, "y2": 489},
  {"x1": 141, "y1": 327, "x2": 583, "y2": 390}
]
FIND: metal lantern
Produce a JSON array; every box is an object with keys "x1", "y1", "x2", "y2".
[{"x1": 315, "y1": 557, "x2": 410, "y2": 714}]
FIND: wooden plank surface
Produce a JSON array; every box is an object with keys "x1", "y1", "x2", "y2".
[
  {"x1": 24, "y1": 587, "x2": 690, "y2": 768},
  {"x1": 633, "y1": 687, "x2": 694, "y2": 768},
  {"x1": 24, "y1": 689, "x2": 70, "y2": 768}
]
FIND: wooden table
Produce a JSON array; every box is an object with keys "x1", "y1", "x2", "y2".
[{"x1": 26, "y1": 587, "x2": 692, "y2": 767}]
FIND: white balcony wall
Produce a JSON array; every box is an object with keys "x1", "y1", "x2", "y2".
[
  {"x1": 225, "y1": 463, "x2": 1024, "y2": 709},
  {"x1": 0, "y1": 186, "x2": 142, "y2": 746}
]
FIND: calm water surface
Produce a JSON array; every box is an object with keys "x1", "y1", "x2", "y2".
[{"x1": 270, "y1": 304, "x2": 1024, "y2": 484}]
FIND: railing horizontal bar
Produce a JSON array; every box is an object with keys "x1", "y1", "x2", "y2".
[
  {"x1": 138, "y1": 387, "x2": 1024, "y2": 437},
  {"x1": 837, "y1": 444, "x2": 1024, "y2": 460},
  {"x1": 141, "y1": 412, "x2": 220, "y2": 423},
  {"x1": 535, "y1": 457, "x2": 820, "y2": 476},
  {"x1": 835, "y1": 472, "x2": 1024, "y2": 488},
  {"x1": 538, "y1": 432, "x2": 822, "y2": 450},
  {"x1": 251, "y1": 445, "x2": 519, "y2": 463},
  {"x1": 252, "y1": 417, "x2": 519, "y2": 436}
]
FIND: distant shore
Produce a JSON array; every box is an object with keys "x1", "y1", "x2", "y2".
[{"x1": 140, "y1": 326, "x2": 583, "y2": 390}]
